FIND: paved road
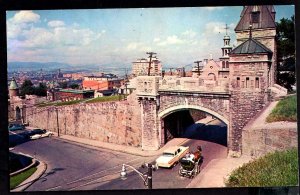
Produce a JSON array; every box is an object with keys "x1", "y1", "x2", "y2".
[
  {"x1": 95, "y1": 120, "x2": 227, "y2": 190},
  {"x1": 11, "y1": 119, "x2": 227, "y2": 190},
  {"x1": 12, "y1": 137, "x2": 151, "y2": 191}
]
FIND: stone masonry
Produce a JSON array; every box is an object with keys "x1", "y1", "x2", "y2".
[{"x1": 26, "y1": 92, "x2": 141, "y2": 147}]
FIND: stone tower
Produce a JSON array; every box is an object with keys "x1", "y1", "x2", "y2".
[
  {"x1": 235, "y1": 5, "x2": 277, "y2": 86},
  {"x1": 228, "y1": 28, "x2": 273, "y2": 156},
  {"x1": 9, "y1": 77, "x2": 19, "y2": 98}
]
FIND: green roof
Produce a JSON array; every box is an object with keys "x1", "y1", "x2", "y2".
[
  {"x1": 59, "y1": 89, "x2": 94, "y2": 94},
  {"x1": 9, "y1": 79, "x2": 19, "y2": 90}
]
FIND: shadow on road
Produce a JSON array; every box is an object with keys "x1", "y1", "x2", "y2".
[{"x1": 182, "y1": 123, "x2": 227, "y2": 146}]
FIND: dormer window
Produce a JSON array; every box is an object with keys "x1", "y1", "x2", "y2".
[{"x1": 251, "y1": 11, "x2": 260, "y2": 23}]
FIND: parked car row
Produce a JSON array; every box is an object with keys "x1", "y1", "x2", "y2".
[
  {"x1": 15, "y1": 128, "x2": 54, "y2": 140},
  {"x1": 8, "y1": 124, "x2": 25, "y2": 131}
]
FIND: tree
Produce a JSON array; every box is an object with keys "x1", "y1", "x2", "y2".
[
  {"x1": 20, "y1": 80, "x2": 34, "y2": 97},
  {"x1": 69, "y1": 83, "x2": 79, "y2": 89},
  {"x1": 34, "y1": 83, "x2": 47, "y2": 96},
  {"x1": 58, "y1": 81, "x2": 68, "y2": 89},
  {"x1": 276, "y1": 16, "x2": 295, "y2": 92}
]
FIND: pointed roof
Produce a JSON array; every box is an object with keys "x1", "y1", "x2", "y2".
[
  {"x1": 235, "y1": 5, "x2": 276, "y2": 31},
  {"x1": 230, "y1": 38, "x2": 273, "y2": 55},
  {"x1": 9, "y1": 78, "x2": 19, "y2": 90}
]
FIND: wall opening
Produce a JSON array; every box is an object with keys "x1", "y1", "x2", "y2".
[{"x1": 161, "y1": 108, "x2": 228, "y2": 147}]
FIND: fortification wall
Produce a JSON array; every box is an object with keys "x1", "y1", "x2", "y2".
[{"x1": 26, "y1": 93, "x2": 142, "y2": 147}]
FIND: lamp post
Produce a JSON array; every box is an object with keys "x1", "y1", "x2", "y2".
[{"x1": 120, "y1": 163, "x2": 156, "y2": 189}]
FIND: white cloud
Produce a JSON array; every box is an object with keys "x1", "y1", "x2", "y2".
[
  {"x1": 126, "y1": 42, "x2": 141, "y2": 50},
  {"x1": 203, "y1": 7, "x2": 224, "y2": 11},
  {"x1": 153, "y1": 38, "x2": 160, "y2": 42},
  {"x1": 157, "y1": 35, "x2": 184, "y2": 46},
  {"x1": 48, "y1": 20, "x2": 65, "y2": 27},
  {"x1": 182, "y1": 30, "x2": 197, "y2": 38},
  {"x1": 204, "y1": 22, "x2": 227, "y2": 35},
  {"x1": 12, "y1": 11, "x2": 40, "y2": 24}
]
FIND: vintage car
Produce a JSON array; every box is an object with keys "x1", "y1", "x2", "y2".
[
  {"x1": 29, "y1": 129, "x2": 54, "y2": 140},
  {"x1": 8, "y1": 124, "x2": 25, "y2": 131},
  {"x1": 155, "y1": 146, "x2": 189, "y2": 168}
]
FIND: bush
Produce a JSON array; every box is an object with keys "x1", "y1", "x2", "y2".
[
  {"x1": 225, "y1": 148, "x2": 298, "y2": 187},
  {"x1": 266, "y1": 95, "x2": 297, "y2": 122}
]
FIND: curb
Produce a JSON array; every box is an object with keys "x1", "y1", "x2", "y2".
[{"x1": 11, "y1": 159, "x2": 47, "y2": 192}]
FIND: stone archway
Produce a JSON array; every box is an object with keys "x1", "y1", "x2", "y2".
[{"x1": 158, "y1": 104, "x2": 229, "y2": 148}]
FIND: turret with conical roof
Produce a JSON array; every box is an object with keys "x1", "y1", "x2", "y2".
[{"x1": 9, "y1": 77, "x2": 19, "y2": 98}]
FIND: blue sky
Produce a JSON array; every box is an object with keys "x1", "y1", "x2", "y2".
[{"x1": 6, "y1": 5, "x2": 294, "y2": 68}]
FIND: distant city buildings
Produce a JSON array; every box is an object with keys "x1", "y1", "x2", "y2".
[{"x1": 132, "y1": 57, "x2": 162, "y2": 76}]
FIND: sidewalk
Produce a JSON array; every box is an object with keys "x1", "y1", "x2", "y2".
[{"x1": 186, "y1": 155, "x2": 252, "y2": 188}]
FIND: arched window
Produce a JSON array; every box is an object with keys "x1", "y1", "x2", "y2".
[
  {"x1": 246, "y1": 77, "x2": 249, "y2": 88},
  {"x1": 255, "y1": 77, "x2": 259, "y2": 88},
  {"x1": 226, "y1": 61, "x2": 229, "y2": 68},
  {"x1": 236, "y1": 77, "x2": 240, "y2": 87}
]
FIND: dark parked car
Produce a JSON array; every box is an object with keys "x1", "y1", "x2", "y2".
[
  {"x1": 8, "y1": 124, "x2": 25, "y2": 131},
  {"x1": 24, "y1": 129, "x2": 47, "y2": 139}
]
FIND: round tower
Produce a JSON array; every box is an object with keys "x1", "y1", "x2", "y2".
[{"x1": 9, "y1": 78, "x2": 19, "y2": 98}]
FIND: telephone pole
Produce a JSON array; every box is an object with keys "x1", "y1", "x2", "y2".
[
  {"x1": 146, "y1": 52, "x2": 157, "y2": 76},
  {"x1": 56, "y1": 107, "x2": 60, "y2": 137},
  {"x1": 194, "y1": 61, "x2": 202, "y2": 76}
]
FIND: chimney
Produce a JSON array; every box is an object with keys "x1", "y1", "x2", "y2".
[
  {"x1": 203, "y1": 59, "x2": 208, "y2": 66},
  {"x1": 209, "y1": 54, "x2": 213, "y2": 60}
]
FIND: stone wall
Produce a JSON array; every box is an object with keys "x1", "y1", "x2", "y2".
[
  {"x1": 242, "y1": 126, "x2": 297, "y2": 157},
  {"x1": 26, "y1": 92, "x2": 142, "y2": 147}
]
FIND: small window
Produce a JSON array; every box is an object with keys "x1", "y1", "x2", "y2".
[
  {"x1": 246, "y1": 77, "x2": 249, "y2": 88},
  {"x1": 237, "y1": 77, "x2": 240, "y2": 87},
  {"x1": 226, "y1": 61, "x2": 229, "y2": 68},
  {"x1": 251, "y1": 11, "x2": 260, "y2": 23},
  {"x1": 255, "y1": 77, "x2": 259, "y2": 88},
  {"x1": 222, "y1": 61, "x2": 225, "y2": 68}
]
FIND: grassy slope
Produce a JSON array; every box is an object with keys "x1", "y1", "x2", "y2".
[
  {"x1": 266, "y1": 95, "x2": 297, "y2": 122},
  {"x1": 226, "y1": 148, "x2": 298, "y2": 187},
  {"x1": 10, "y1": 166, "x2": 37, "y2": 190}
]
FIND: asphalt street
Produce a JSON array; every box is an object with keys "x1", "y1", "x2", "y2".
[
  {"x1": 10, "y1": 119, "x2": 227, "y2": 191},
  {"x1": 12, "y1": 137, "x2": 151, "y2": 191},
  {"x1": 95, "y1": 120, "x2": 227, "y2": 190}
]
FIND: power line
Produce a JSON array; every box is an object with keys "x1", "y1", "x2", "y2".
[{"x1": 146, "y1": 52, "x2": 157, "y2": 76}]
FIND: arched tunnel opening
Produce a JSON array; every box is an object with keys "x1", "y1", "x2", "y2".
[{"x1": 162, "y1": 109, "x2": 227, "y2": 146}]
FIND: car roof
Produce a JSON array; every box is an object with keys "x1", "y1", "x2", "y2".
[{"x1": 163, "y1": 146, "x2": 185, "y2": 153}]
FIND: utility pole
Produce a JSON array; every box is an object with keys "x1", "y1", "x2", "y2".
[
  {"x1": 147, "y1": 163, "x2": 153, "y2": 189},
  {"x1": 124, "y1": 68, "x2": 128, "y2": 100},
  {"x1": 169, "y1": 68, "x2": 173, "y2": 76},
  {"x1": 146, "y1": 52, "x2": 157, "y2": 76},
  {"x1": 194, "y1": 61, "x2": 202, "y2": 76},
  {"x1": 56, "y1": 107, "x2": 60, "y2": 137}
]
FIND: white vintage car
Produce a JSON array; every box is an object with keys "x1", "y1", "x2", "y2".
[
  {"x1": 30, "y1": 131, "x2": 54, "y2": 140},
  {"x1": 155, "y1": 146, "x2": 189, "y2": 168}
]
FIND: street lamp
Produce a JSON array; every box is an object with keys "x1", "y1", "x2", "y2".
[{"x1": 120, "y1": 163, "x2": 156, "y2": 189}]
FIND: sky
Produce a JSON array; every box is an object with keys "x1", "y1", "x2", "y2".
[{"x1": 6, "y1": 5, "x2": 295, "y2": 69}]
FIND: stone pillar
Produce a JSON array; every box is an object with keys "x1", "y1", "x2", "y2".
[{"x1": 140, "y1": 97, "x2": 160, "y2": 150}]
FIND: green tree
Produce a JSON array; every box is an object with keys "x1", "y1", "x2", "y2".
[
  {"x1": 20, "y1": 80, "x2": 34, "y2": 97},
  {"x1": 34, "y1": 83, "x2": 47, "y2": 96},
  {"x1": 276, "y1": 16, "x2": 295, "y2": 92},
  {"x1": 69, "y1": 83, "x2": 79, "y2": 89},
  {"x1": 58, "y1": 81, "x2": 68, "y2": 89}
]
